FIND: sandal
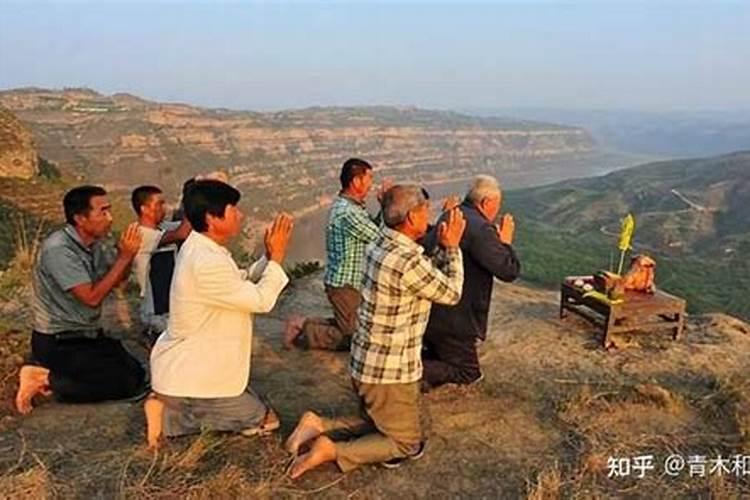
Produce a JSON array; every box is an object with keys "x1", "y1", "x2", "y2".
[{"x1": 241, "y1": 409, "x2": 281, "y2": 437}]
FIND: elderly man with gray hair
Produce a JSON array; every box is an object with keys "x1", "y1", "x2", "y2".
[
  {"x1": 285, "y1": 184, "x2": 466, "y2": 478},
  {"x1": 421, "y1": 174, "x2": 520, "y2": 390}
]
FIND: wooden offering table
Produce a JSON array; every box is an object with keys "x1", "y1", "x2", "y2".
[{"x1": 560, "y1": 281, "x2": 686, "y2": 348}]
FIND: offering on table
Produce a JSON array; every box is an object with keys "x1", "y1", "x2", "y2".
[
  {"x1": 565, "y1": 275, "x2": 593, "y2": 290},
  {"x1": 594, "y1": 271, "x2": 625, "y2": 300},
  {"x1": 622, "y1": 254, "x2": 656, "y2": 293}
]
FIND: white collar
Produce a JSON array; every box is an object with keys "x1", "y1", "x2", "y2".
[{"x1": 189, "y1": 231, "x2": 231, "y2": 256}]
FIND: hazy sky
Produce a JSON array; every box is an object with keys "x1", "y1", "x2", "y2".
[{"x1": 1, "y1": 1, "x2": 748, "y2": 112}]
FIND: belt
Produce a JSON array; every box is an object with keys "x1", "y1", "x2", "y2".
[{"x1": 47, "y1": 329, "x2": 104, "y2": 341}]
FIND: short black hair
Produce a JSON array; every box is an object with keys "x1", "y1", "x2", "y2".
[
  {"x1": 182, "y1": 177, "x2": 197, "y2": 197},
  {"x1": 63, "y1": 185, "x2": 107, "y2": 226},
  {"x1": 184, "y1": 180, "x2": 241, "y2": 233},
  {"x1": 339, "y1": 158, "x2": 373, "y2": 190},
  {"x1": 131, "y1": 185, "x2": 162, "y2": 216}
]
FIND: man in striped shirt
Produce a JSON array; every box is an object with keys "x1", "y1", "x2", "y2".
[
  {"x1": 284, "y1": 158, "x2": 388, "y2": 351},
  {"x1": 285, "y1": 184, "x2": 466, "y2": 478}
]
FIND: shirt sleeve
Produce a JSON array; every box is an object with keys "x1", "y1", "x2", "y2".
[
  {"x1": 194, "y1": 253, "x2": 289, "y2": 314},
  {"x1": 133, "y1": 227, "x2": 164, "y2": 294},
  {"x1": 419, "y1": 220, "x2": 441, "y2": 256},
  {"x1": 469, "y1": 223, "x2": 521, "y2": 282},
  {"x1": 42, "y1": 247, "x2": 93, "y2": 291},
  {"x1": 246, "y1": 254, "x2": 270, "y2": 283},
  {"x1": 403, "y1": 247, "x2": 464, "y2": 305},
  {"x1": 343, "y1": 207, "x2": 381, "y2": 243},
  {"x1": 159, "y1": 221, "x2": 183, "y2": 232}
]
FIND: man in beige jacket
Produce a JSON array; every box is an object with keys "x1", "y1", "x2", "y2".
[{"x1": 145, "y1": 180, "x2": 293, "y2": 448}]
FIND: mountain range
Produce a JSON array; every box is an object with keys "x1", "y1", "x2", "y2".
[
  {"x1": 469, "y1": 107, "x2": 750, "y2": 158},
  {"x1": 0, "y1": 88, "x2": 598, "y2": 224},
  {"x1": 0, "y1": 88, "x2": 747, "y2": 319}
]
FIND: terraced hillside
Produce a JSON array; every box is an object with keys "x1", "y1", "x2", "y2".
[{"x1": 0, "y1": 88, "x2": 598, "y2": 224}]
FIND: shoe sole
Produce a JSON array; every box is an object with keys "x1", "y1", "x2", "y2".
[
  {"x1": 241, "y1": 420, "x2": 280, "y2": 437},
  {"x1": 381, "y1": 441, "x2": 426, "y2": 468}
]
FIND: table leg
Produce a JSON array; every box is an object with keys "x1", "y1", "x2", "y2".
[
  {"x1": 560, "y1": 292, "x2": 569, "y2": 319},
  {"x1": 603, "y1": 312, "x2": 616, "y2": 348},
  {"x1": 673, "y1": 311, "x2": 685, "y2": 340}
]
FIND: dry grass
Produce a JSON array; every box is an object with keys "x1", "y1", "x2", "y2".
[
  {"x1": 119, "y1": 437, "x2": 279, "y2": 499},
  {"x1": 0, "y1": 428, "x2": 301, "y2": 499},
  {"x1": 710, "y1": 375, "x2": 750, "y2": 453},
  {"x1": 0, "y1": 217, "x2": 45, "y2": 299},
  {"x1": 0, "y1": 330, "x2": 27, "y2": 420},
  {"x1": 526, "y1": 464, "x2": 562, "y2": 500},
  {"x1": 0, "y1": 215, "x2": 47, "y2": 381},
  {"x1": 0, "y1": 467, "x2": 53, "y2": 499},
  {"x1": 114, "y1": 431, "x2": 344, "y2": 499},
  {"x1": 2, "y1": 274, "x2": 750, "y2": 498},
  {"x1": 548, "y1": 374, "x2": 750, "y2": 498},
  {"x1": 10, "y1": 217, "x2": 44, "y2": 276}
]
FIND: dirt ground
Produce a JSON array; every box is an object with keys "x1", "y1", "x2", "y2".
[{"x1": 2, "y1": 274, "x2": 750, "y2": 499}]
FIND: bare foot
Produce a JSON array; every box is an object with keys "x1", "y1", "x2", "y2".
[
  {"x1": 144, "y1": 394, "x2": 164, "y2": 450},
  {"x1": 285, "y1": 411, "x2": 325, "y2": 455},
  {"x1": 289, "y1": 435, "x2": 337, "y2": 479},
  {"x1": 283, "y1": 315, "x2": 306, "y2": 349},
  {"x1": 15, "y1": 365, "x2": 50, "y2": 415}
]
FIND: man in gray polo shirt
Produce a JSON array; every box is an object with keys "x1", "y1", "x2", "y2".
[{"x1": 15, "y1": 185, "x2": 147, "y2": 414}]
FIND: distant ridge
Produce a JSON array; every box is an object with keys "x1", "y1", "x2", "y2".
[{"x1": 0, "y1": 87, "x2": 597, "y2": 224}]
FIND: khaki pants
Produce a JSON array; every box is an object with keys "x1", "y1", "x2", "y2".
[
  {"x1": 320, "y1": 379, "x2": 423, "y2": 472},
  {"x1": 300, "y1": 285, "x2": 361, "y2": 351}
]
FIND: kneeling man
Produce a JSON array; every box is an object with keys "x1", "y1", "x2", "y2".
[
  {"x1": 16, "y1": 186, "x2": 146, "y2": 414},
  {"x1": 130, "y1": 185, "x2": 192, "y2": 343},
  {"x1": 145, "y1": 180, "x2": 292, "y2": 447},
  {"x1": 286, "y1": 185, "x2": 465, "y2": 477},
  {"x1": 421, "y1": 175, "x2": 520, "y2": 390}
]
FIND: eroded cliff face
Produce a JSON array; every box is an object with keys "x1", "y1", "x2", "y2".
[
  {"x1": 0, "y1": 107, "x2": 39, "y2": 180},
  {"x1": 0, "y1": 88, "x2": 596, "y2": 218}
]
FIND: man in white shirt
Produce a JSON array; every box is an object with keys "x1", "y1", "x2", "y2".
[
  {"x1": 131, "y1": 186, "x2": 192, "y2": 340},
  {"x1": 145, "y1": 180, "x2": 293, "y2": 448}
]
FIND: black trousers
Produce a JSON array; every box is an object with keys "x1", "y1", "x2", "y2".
[
  {"x1": 422, "y1": 331, "x2": 482, "y2": 389},
  {"x1": 31, "y1": 331, "x2": 146, "y2": 403}
]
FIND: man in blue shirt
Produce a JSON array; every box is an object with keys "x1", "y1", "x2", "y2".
[{"x1": 284, "y1": 158, "x2": 387, "y2": 351}]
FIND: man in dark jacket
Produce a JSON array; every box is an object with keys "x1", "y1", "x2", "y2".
[{"x1": 420, "y1": 175, "x2": 520, "y2": 390}]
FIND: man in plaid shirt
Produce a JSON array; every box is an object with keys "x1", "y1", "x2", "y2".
[
  {"x1": 284, "y1": 158, "x2": 388, "y2": 351},
  {"x1": 286, "y1": 184, "x2": 466, "y2": 478}
]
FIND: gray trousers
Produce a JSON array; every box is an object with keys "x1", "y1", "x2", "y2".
[{"x1": 156, "y1": 385, "x2": 267, "y2": 437}]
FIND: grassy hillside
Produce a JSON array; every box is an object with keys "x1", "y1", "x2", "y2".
[
  {"x1": 507, "y1": 151, "x2": 750, "y2": 320},
  {"x1": 0, "y1": 177, "x2": 66, "y2": 264}
]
